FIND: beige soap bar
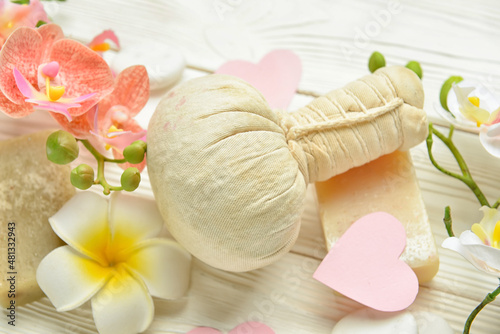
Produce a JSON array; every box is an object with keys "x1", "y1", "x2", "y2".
[
  {"x1": 0, "y1": 130, "x2": 75, "y2": 307},
  {"x1": 315, "y1": 150, "x2": 439, "y2": 283}
]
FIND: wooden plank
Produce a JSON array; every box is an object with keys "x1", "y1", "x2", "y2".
[{"x1": 2, "y1": 0, "x2": 500, "y2": 332}]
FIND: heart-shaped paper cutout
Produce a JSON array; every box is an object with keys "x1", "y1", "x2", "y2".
[
  {"x1": 313, "y1": 212, "x2": 419, "y2": 312},
  {"x1": 187, "y1": 322, "x2": 274, "y2": 334},
  {"x1": 215, "y1": 49, "x2": 301, "y2": 110}
]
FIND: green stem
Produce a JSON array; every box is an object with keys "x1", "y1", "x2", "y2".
[
  {"x1": 463, "y1": 284, "x2": 500, "y2": 334},
  {"x1": 79, "y1": 140, "x2": 124, "y2": 195},
  {"x1": 443, "y1": 206, "x2": 455, "y2": 237},
  {"x1": 493, "y1": 199, "x2": 500, "y2": 209},
  {"x1": 80, "y1": 140, "x2": 127, "y2": 163},
  {"x1": 427, "y1": 124, "x2": 490, "y2": 207}
]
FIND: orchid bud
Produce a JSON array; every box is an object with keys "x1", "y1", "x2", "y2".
[
  {"x1": 46, "y1": 130, "x2": 79, "y2": 165},
  {"x1": 121, "y1": 167, "x2": 141, "y2": 192},
  {"x1": 405, "y1": 61, "x2": 423, "y2": 79},
  {"x1": 440, "y1": 75, "x2": 464, "y2": 112},
  {"x1": 368, "y1": 51, "x2": 386, "y2": 73},
  {"x1": 123, "y1": 140, "x2": 147, "y2": 164},
  {"x1": 70, "y1": 164, "x2": 94, "y2": 190}
]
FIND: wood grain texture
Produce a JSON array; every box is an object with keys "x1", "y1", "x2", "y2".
[{"x1": 2, "y1": 0, "x2": 500, "y2": 333}]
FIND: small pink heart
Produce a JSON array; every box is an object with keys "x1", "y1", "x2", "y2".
[
  {"x1": 313, "y1": 212, "x2": 419, "y2": 312},
  {"x1": 187, "y1": 322, "x2": 274, "y2": 334},
  {"x1": 215, "y1": 50, "x2": 301, "y2": 110},
  {"x1": 42, "y1": 61, "x2": 60, "y2": 78}
]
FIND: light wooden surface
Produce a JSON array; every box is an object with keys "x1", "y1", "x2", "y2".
[{"x1": 2, "y1": 0, "x2": 500, "y2": 333}]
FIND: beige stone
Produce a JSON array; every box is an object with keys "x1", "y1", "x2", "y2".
[{"x1": 0, "y1": 130, "x2": 75, "y2": 307}]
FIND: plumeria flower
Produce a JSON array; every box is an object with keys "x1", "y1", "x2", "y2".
[
  {"x1": 441, "y1": 80, "x2": 500, "y2": 157},
  {"x1": 0, "y1": 0, "x2": 48, "y2": 48},
  {"x1": 0, "y1": 24, "x2": 114, "y2": 119},
  {"x1": 36, "y1": 192, "x2": 192, "y2": 334},
  {"x1": 53, "y1": 65, "x2": 149, "y2": 171},
  {"x1": 442, "y1": 206, "x2": 500, "y2": 276}
]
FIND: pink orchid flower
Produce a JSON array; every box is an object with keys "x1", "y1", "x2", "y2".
[
  {"x1": 0, "y1": 0, "x2": 48, "y2": 48},
  {"x1": 53, "y1": 65, "x2": 149, "y2": 171},
  {"x1": 0, "y1": 24, "x2": 114, "y2": 120},
  {"x1": 88, "y1": 29, "x2": 120, "y2": 54}
]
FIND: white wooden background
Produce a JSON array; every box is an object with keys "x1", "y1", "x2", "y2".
[{"x1": 2, "y1": 0, "x2": 500, "y2": 333}]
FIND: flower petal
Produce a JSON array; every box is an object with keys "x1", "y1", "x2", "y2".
[
  {"x1": 452, "y1": 84, "x2": 491, "y2": 124},
  {"x1": 16, "y1": 0, "x2": 49, "y2": 28},
  {"x1": 88, "y1": 29, "x2": 120, "y2": 50},
  {"x1": 50, "y1": 38, "x2": 114, "y2": 116},
  {"x1": 13, "y1": 67, "x2": 40, "y2": 99},
  {"x1": 480, "y1": 123, "x2": 500, "y2": 158},
  {"x1": 125, "y1": 239, "x2": 192, "y2": 299},
  {"x1": 108, "y1": 192, "x2": 164, "y2": 248},
  {"x1": 0, "y1": 26, "x2": 42, "y2": 104},
  {"x1": 49, "y1": 192, "x2": 110, "y2": 266},
  {"x1": 50, "y1": 109, "x2": 94, "y2": 138},
  {"x1": 229, "y1": 322, "x2": 275, "y2": 334},
  {"x1": 0, "y1": 90, "x2": 33, "y2": 117},
  {"x1": 98, "y1": 65, "x2": 149, "y2": 117},
  {"x1": 443, "y1": 231, "x2": 500, "y2": 276},
  {"x1": 36, "y1": 246, "x2": 112, "y2": 311},
  {"x1": 478, "y1": 206, "x2": 500, "y2": 235},
  {"x1": 37, "y1": 23, "x2": 64, "y2": 63},
  {"x1": 91, "y1": 269, "x2": 154, "y2": 334}
]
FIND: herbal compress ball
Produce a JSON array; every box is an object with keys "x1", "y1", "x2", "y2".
[{"x1": 147, "y1": 66, "x2": 427, "y2": 271}]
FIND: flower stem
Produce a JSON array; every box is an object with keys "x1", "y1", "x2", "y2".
[
  {"x1": 463, "y1": 283, "x2": 500, "y2": 334},
  {"x1": 443, "y1": 206, "x2": 455, "y2": 237},
  {"x1": 79, "y1": 139, "x2": 124, "y2": 195},
  {"x1": 493, "y1": 199, "x2": 500, "y2": 209},
  {"x1": 427, "y1": 124, "x2": 490, "y2": 207}
]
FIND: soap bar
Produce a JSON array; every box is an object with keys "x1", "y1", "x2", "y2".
[
  {"x1": 0, "y1": 130, "x2": 75, "y2": 307},
  {"x1": 315, "y1": 150, "x2": 439, "y2": 283}
]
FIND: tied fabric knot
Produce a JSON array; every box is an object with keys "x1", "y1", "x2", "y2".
[{"x1": 276, "y1": 97, "x2": 405, "y2": 184}]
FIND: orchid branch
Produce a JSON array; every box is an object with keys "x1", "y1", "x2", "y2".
[
  {"x1": 427, "y1": 123, "x2": 490, "y2": 207},
  {"x1": 80, "y1": 139, "x2": 124, "y2": 194},
  {"x1": 463, "y1": 283, "x2": 500, "y2": 334}
]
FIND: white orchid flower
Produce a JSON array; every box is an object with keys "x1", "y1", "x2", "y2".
[
  {"x1": 442, "y1": 206, "x2": 500, "y2": 276},
  {"x1": 36, "y1": 192, "x2": 192, "y2": 334},
  {"x1": 443, "y1": 81, "x2": 500, "y2": 157}
]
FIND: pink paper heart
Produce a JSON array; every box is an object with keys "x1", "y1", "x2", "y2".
[
  {"x1": 187, "y1": 322, "x2": 274, "y2": 334},
  {"x1": 42, "y1": 61, "x2": 60, "y2": 78},
  {"x1": 313, "y1": 212, "x2": 419, "y2": 312},
  {"x1": 215, "y1": 49, "x2": 301, "y2": 110}
]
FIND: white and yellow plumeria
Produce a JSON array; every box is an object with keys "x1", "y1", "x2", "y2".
[
  {"x1": 36, "y1": 192, "x2": 192, "y2": 334},
  {"x1": 442, "y1": 207, "x2": 500, "y2": 276},
  {"x1": 444, "y1": 81, "x2": 500, "y2": 157}
]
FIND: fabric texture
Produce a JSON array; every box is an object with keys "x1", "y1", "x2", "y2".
[{"x1": 147, "y1": 66, "x2": 427, "y2": 272}]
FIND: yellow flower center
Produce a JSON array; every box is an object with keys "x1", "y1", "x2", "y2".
[
  {"x1": 468, "y1": 96, "x2": 480, "y2": 107},
  {"x1": 472, "y1": 220, "x2": 500, "y2": 248},
  {"x1": 45, "y1": 77, "x2": 65, "y2": 101},
  {"x1": 105, "y1": 125, "x2": 124, "y2": 150},
  {"x1": 91, "y1": 42, "x2": 111, "y2": 52}
]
